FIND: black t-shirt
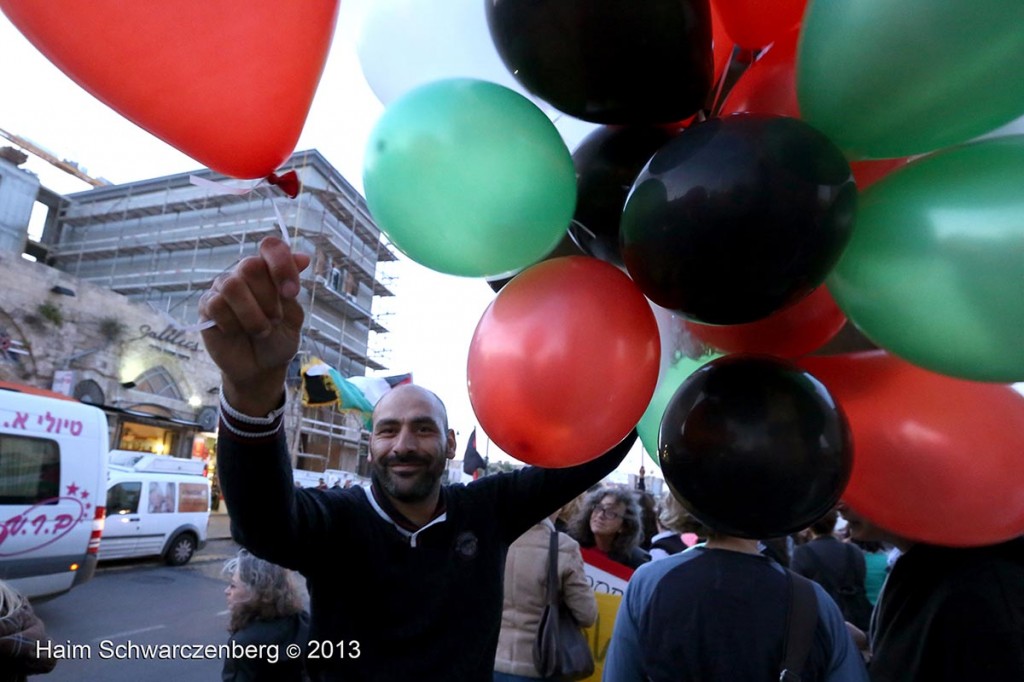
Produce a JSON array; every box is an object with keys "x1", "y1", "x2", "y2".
[{"x1": 870, "y1": 538, "x2": 1024, "y2": 682}]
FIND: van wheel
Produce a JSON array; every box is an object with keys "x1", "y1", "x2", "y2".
[{"x1": 165, "y1": 533, "x2": 197, "y2": 566}]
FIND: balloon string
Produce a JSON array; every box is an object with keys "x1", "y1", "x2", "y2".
[
  {"x1": 272, "y1": 201, "x2": 292, "y2": 248},
  {"x1": 189, "y1": 171, "x2": 298, "y2": 246},
  {"x1": 188, "y1": 174, "x2": 252, "y2": 195},
  {"x1": 708, "y1": 46, "x2": 759, "y2": 117},
  {"x1": 569, "y1": 218, "x2": 597, "y2": 240},
  {"x1": 183, "y1": 169, "x2": 305, "y2": 332},
  {"x1": 707, "y1": 44, "x2": 740, "y2": 116}
]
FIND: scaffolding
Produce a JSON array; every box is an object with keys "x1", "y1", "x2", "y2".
[{"x1": 45, "y1": 149, "x2": 395, "y2": 472}]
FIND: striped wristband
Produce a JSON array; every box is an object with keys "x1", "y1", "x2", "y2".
[{"x1": 218, "y1": 386, "x2": 286, "y2": 439}]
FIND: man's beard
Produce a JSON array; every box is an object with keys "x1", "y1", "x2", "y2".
[{"x1": 371, "y1": 453, "x2": 444, "y2": 503}]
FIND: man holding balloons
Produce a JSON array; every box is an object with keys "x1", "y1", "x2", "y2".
[{"x1": 198, "y1": 237, "x2": 637, "y2": 682}]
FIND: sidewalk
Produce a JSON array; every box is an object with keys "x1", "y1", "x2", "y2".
[{"x1": 208, "y1": 506, "x2": 232, "y2": 540}]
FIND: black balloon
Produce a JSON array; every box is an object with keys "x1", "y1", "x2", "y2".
[
  {"x1": 486, "y1": 0, "x2": 713, "y2": 124},
  {"x1": 570, "y1": 125, "x2": 681, "y2": 267},
  {"x1": 658, "y1": 355, "x2": 852, "y2": 539},
  {"x1": 621, "y1": 114, "x2": 857, "y2": 324}
]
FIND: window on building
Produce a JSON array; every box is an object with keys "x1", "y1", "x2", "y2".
[
  {"x1": 28, "y1": 200, "x2": 50, "y2": 242},
  {"x1": 343, "y1": 271, "x2": 358, "y2": 297},
  {"x1": 118, "y1": 422, "x2": 178, "y2": 456},
  {"x1": 0, "y1": 435, "x2": 60, "y2": 505},
  {"x1": 329, "y1": 267, "x2": 343, "y2": 292},
  {"x1": 134, "y1": 366, "x2": 184, "y2": 400}
]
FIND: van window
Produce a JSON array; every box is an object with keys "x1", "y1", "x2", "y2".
[
  {"x1": 179, "y1": 482, "x2": 209, "y2": 513},
  {"x1": 148, "y1": 482, "x2": 175, "y2": 513},
  {"x1": 0, "y1": 434, "x2": 60, "y2": 505},
  {"x1": 107, "y1": 482, "x2": 142, "y2": 515}
]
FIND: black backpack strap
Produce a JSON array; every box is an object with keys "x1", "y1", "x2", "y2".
[{"x1": 780, "y1": 571, "x2": 819, "y2": 682}]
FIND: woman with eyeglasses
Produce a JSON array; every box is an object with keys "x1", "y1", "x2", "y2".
[{"x1": 569, "y1": 487, "x2": 651, "y2": 573}]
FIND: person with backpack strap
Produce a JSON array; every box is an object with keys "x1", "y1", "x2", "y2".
[
  {"x1": 603, "y1": 526, "x2": 869, "y2": 681},
  {"x1": 792, "y1": 510, "x2": 874, "y2": 631}
]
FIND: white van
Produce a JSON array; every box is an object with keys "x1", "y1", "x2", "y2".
[
  {"x1": 0, "y1": 385, "x2": 109, "y2": 600},
  {"x1": 101, "y1": 451, "x2": 210, "y2": 566}
]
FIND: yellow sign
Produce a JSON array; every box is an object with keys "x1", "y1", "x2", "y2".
[{"x1": 581, "y1": 591, "x2": 623, "y2": 682}]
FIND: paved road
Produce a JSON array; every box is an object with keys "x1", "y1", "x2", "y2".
[{"x1": 33, "y1": 535, "x2": 242, "y2": 682}]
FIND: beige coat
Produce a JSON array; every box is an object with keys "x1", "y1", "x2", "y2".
[{"x1": 494, "y1": 520, "x2": 598, "y2": 677}]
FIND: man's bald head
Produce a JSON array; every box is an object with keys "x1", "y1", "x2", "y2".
[
  {"x1": 372, "y1": 384, "x2": 449, "y2": 432},
  {"x1": 369, "y1": 384, "x2": 456, "y2": 507}
]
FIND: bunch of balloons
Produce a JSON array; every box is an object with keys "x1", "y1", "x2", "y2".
[{"x1": 354, "y1": 0, "x2": 1024, "y2": 544}]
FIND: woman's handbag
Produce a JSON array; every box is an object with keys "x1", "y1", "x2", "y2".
[{"x1": 533, "y1": 529, "x2": 596, "y2": 681}]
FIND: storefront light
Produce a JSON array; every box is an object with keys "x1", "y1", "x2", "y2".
[{"x1": 120, "y1": 357, "x2": 146, "y2": 384}]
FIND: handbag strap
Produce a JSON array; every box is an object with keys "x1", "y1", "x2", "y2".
[
  {"x1": 780, "y1": 571, "x2": 818, "y2": 682},
  {"x1": 546, "y1": 529, "x2": 560, "y2": 606}
]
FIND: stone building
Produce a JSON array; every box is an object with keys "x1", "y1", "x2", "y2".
[
  {"x1": 0, "y1": 248, "x2": 221, "y2": 460},
  {"x1": 0, "y1": 148, "x2": 394, "y2": 478}
]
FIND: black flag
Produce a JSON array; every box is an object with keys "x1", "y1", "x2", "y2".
[{"x1": 463, "y1": 428, "x2": 486, "y2": 476}]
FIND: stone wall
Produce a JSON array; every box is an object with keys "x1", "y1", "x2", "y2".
[{"x1": 0, "y1": 250, "x2": 221, "y2": 419}]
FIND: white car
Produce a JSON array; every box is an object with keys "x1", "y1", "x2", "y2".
[{"x1": 101, "y1": 451, "x2": 210, "y2": 565}]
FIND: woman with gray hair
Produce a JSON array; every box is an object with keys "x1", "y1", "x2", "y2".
[
  {"x1": 222, "y1": 549, "x2": 309, "y2": 681},
  {"x1": 568, "y1": 486, "x2": 650, "y2": 571}
]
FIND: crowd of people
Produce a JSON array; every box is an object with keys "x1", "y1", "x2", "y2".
[
  {"x1": 198, "y1": 238, "x2": 1024, "y2": 682},
  {"x1": 5, "y1": 237, "x2": 1021, "y2": 682}
]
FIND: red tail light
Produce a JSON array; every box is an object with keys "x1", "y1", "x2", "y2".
[{"x1": 87, "y1": 505, "x2": 106, "y2": 555}]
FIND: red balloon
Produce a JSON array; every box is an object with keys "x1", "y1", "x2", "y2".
[
  {"x1": 711, "y1": 0, "x2": 806, "y2": 50},
  {"x1": 710, "y1": 2, "x2": 734, "y2": 85},
  {"x1": 720, "y1": 27, "x2": 908, "y2": 189},
  {"x1": 799, "y1": 352, "x2": 1024, "y2": 546},
  {"x1": 847, "y1": 157, "x2": 909, "y2": 190},
  {"x1": 686, "y1": 285, "x2": 846, "y2": 358},
  {"x1": 468, "y1": 257, "x2": 660, "y2": 467},
  {"x1": 0, "y1": 0, "x2": 338, "y2": 179},
  {"x1": 720, "y1": 27, "x2": 801, "y2": 118}
]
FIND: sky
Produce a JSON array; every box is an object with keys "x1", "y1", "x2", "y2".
[{"x1": 0, "y1": 4, "x2": 651, "y2": 482}]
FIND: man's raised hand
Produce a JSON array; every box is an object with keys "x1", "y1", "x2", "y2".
[{"x1": 199, "y1": 237, "x2": 311, "y2": 415}]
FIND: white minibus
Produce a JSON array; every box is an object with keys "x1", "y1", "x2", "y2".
[{"x1": 0, "y1": 384, "x2": 108, "y2": 600}]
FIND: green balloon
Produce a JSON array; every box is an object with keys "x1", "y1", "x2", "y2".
[
  {"x1": 637, "y1": 354, "x2": 719, "y2": 463},
  {"x1": 363, "y1": 78, "x2": 576, "y2": 277},
  {"x1": 798, "y1": 0, "x2": 1024, "y2": 159},
  {"x1": 828, "y1": 136, "x2": 1024, "y2": 382}
]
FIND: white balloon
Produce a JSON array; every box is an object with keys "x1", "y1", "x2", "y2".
[{"x1": 355, "y1": 0, "x2": 526, "y2": 106}]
